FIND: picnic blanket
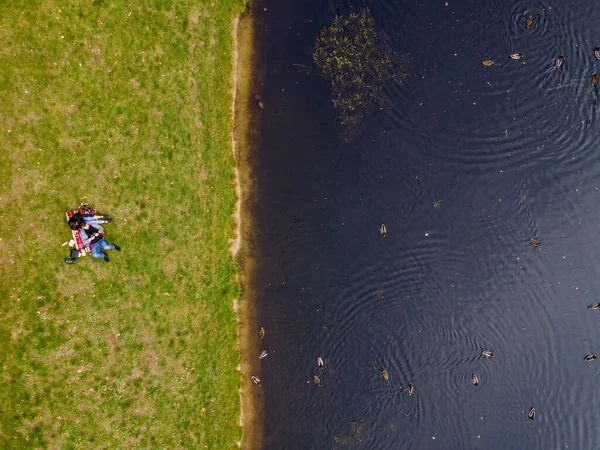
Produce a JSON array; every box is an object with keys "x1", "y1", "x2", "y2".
[{"x1": 64, "y1": 203, "x2": 104, "y2": 257}]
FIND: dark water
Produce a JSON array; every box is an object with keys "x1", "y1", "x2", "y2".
[{"x1": 250, "y1": 0, "x2": 600, "y2": 448}]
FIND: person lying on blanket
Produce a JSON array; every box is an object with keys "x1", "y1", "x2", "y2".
[
  {"x1": 68, "y1": 212, "x2": 113, "y2": 229},
  {"x1": 70, "y1": 217, "x2": 121, "y2": 262}
]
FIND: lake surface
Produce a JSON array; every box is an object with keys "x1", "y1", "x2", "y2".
[{"x1": 249, "y1": 0, "x2": 600, "y2": 448}]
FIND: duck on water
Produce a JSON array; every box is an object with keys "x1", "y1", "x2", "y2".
[
  {"x1": 555, "y1": 55, "x2": 564, "y2": 69},
  {"x1": 381, "y1": 369, "x2": 389, "y2": 381},
  {"x1": 525, "y1": 15, "x2": 533, "y2": 28},
  {"x1": 313, "y1": 375, "x2": 321, "y2": 387}
]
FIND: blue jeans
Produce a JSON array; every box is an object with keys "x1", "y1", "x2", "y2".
[
  {"x1": 91, "y1": 238, "x2": 115, "y2": 258},
  {"x1": 83, "y1": 215, "x2": 106, "y2": 227}
]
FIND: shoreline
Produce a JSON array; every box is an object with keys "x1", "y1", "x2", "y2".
[{"x1": 231, "y1": 2, "x2": 267, "y2": 448}]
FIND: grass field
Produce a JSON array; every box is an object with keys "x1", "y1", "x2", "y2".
[{"x1": 0, "y1": 0, "x2": 245, "y2": 447}]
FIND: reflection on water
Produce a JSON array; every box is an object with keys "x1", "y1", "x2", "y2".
[{"x1": 251, "y1": 0, "x2": 600, "y2": 448}]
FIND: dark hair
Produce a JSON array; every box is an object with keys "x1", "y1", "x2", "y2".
[{"x1": 68, "y1": 216, "x2": 83, "y2": 230}]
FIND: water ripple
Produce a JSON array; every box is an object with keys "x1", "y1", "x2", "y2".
[{"x1": 257, "y1": 0, "x2": 600, "y2": 448}]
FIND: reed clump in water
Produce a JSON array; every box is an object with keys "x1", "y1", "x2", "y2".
[{"x1": 311, "y1": 9, "x2": 408, "y2": 139}]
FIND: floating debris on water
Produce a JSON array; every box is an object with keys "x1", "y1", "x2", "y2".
[
  {"x1": 259, "y1": 349, "x2": 270, "y2": 359},
  {"x1": 252, "y1": 376, "x2": 262, "y2": 386},
  {"x1": 584, "y1": 353, "x2": 597, "y2": 361}
]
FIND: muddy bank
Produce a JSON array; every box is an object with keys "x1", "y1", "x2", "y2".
[{"x1": 231, "y1": 1, "x2": 268, "y2": 449}]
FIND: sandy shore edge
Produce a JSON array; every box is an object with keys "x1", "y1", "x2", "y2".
[{"x1": 230, "y1": 2, "x2": 267, "y2": 449}]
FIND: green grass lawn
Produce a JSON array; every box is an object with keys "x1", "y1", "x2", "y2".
[{"x1": 0, "y1": 0, "x2": 245, "y2": 447}]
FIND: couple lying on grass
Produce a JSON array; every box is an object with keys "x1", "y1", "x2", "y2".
[{"x1": 65, "y1": 207, "x2": 121, "y2": 263}]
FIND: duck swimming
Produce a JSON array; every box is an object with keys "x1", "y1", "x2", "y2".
[
  {"x1": 380, "y1": 224, "x2": 387, "y2": 237},
  {"x1": 584, "y1": 353, "x2": 597, "y2": 361},
  {"x1": 471, "y1": 373, "x2": 479, "y2": 386},
  {"x1": 482, "y1": 349, "x2": 494, "y2": 358},
  {"x1": 525, "y1": 15, "x2": 533, "y2": 28},
  {"x1": 528, "y1": 407, "x2": 535, "y2": 421},
  {"x1": 252, "y1": 376, "x2": 262, "y2": 386},
  {"x1": 381, "y1": 369, "x2": 389, "y2": 381},
  {"x1": 588, "y1": 303, "x2": 600, "y2": 310},
  {"x1": 530, "y1": 238, "x2": 540, "y2": 247},
  {"x1": 313, "y1": 375, "x2": 321, "y2": 387},
  {"x1": 595, "y1": 47, "x2": 600, "y2": 60},
  {"x1": 259, "y1": 327, "x2": 265, "y2": 339},
  {"x1": 259, "y1": 349, "x2": 269, "y2": 359},
  {"x1": 510, "y1": 54, "x2": 524, "y2": 60},
  {"x1": 317, "y1": 356, "x2": 324, "y2": 369},
  {"x1": 407, "y1": 382, "x2": 414, "y2": 396},
  {"x1": 593, "y1": 74, "x2": 599, "y2": 85},
  {"x1": 482, "y1": 60, "x2": 495, "y2": 67},
  {"x1": 555, "y1": 55, "x2": 564, "y2": 69}
]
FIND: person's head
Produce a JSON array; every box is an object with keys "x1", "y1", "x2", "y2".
[{"x1": 68, "y1": 216, "x2": 83, "y2": 230}]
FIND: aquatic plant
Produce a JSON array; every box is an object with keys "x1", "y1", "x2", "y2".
[
  {"x1": 333, "y1": 420, "x2": 366, "y2": 445},
  {"x1": 310, "y1": 9, "x2": 408, "y2": 139}
]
